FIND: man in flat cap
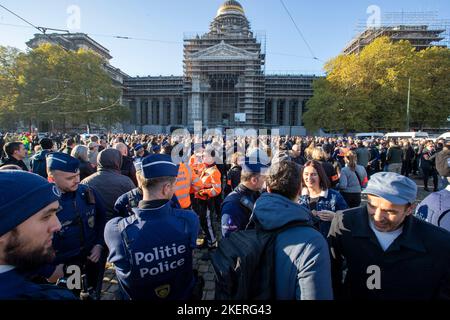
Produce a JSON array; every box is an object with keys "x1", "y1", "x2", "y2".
[
  {"x1": 0, "y1": 171, "x2": 76, "y2": 299},
  {"x1": 46, "y1": 152, "x2": 106, "y2": 299},
  {"x1": 104, "y1": 154, "x2": 202, "y2": 300},
  {"x1": 221, "y1": 155, "x2": 268, "y2": 238},
  {"x1": 328, "y1": 172, "x2": 450, "y2": 299}
]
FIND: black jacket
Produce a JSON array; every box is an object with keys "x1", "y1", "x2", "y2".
[
  {"x1": 224, "y1": 165, "x2": 242, "y2": 197},
  {"x1": 79, "y1": 159, "x2": 95, "y2": 181},
  {"x1": 329, "y1": 206, "x2": 450, "y2": 300},
  {"x1": 0, "y1": 156, "x2": 29, "y2": 171},
  {"x1": 121, "y1": 155, "x2": 137, "y2": 187}
]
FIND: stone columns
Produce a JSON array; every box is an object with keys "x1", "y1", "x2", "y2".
[
  {"x1": 159, "y1": 97, "x2": 164, "y2": 125},
  {"x1": 203, "y1": 95, "x2": 209, "y2": 127},
  {"x1": 283, "y1": 99, "x2": 290, "y2": 126},
  {"x1": 271, "y1": 98, "x2": 278, "y2": 126},
  {"x1": 297, "y1": 98, "x2": 303, "y2": 126},
  {"x1": 135, "y1": 98, "x2": 141, "y2": 126},
  {"x1": 170, "y1": 97, "x2": 176, "y2": 125}
]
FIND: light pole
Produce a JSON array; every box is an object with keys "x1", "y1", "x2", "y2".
[{"x1": 406, "y1": 77, "x2": 411, "y2": 131}]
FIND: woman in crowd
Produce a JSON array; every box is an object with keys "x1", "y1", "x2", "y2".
[
  {"x1": 71, "y1": 144, "x2": 95, "y2": 180},
  {"x1": 299, "y1": 160, "x2": 348, "y2": 237},
  {"x1": 338, "y1": 150, "x2": 367, "y2": 208}
]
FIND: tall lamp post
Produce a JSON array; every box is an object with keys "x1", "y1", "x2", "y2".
[{"x1": 406, "y1": 77, "x2": 411, "y2": 131}]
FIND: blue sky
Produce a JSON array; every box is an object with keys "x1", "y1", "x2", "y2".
[{"x1": 0, "y1": 0, "x2": 449, "y2": 76}]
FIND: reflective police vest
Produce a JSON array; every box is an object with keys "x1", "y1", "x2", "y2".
[
  {"x1": 188, "y1": 154, "x2": 205, "y2": 176},
  {"x1": 107, "y1": 202, "x2": 199, "y2": 300},
  {"x1": 195, "y1": 165, "x2": 222, "y2": 200},
  {"x1": 53, "y1": 185, "x2": 105, "y2": 264},
  {"x1": 175, "y1": 163, "x2": 201, "y2": 209}
]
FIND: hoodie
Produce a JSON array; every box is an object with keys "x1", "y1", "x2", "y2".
[
  {"x1": 81, "y1": 149, "x2": 135, "y2": 220},
  {"x1": 253, "y1": 192, "x2": 333, "y2": 300},
  {"x1": 30, "y1": 149, "x2": 52, "y2": 178}
]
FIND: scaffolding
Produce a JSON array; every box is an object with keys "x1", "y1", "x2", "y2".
[
  {"x1": 183, "y1": 8, "x2": 266, "y2": 127},
  {"x1": 344, "y1": 11, "x2": 450, "y2": 54}
]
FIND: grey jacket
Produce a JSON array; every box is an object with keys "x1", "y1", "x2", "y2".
[
  {"x1": 386, "y1": 146, "x2": 403, "y2": 164},
  {"x1": 339, "y1": 165, "x2": 367, "y2": 193},
  {"x1": 253, "y1": 192, "x2": 333, "y2": 300},
  {"x1": 355, "y1": 147, "x2": 371, "y2": 167},
  {"x1": 81, "y1": 148, "x2": 135, "y2": 220}
]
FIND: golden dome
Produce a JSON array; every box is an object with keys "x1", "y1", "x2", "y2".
[{"x1": 216, "y1": 0, "x2": 245, "y2": 17}]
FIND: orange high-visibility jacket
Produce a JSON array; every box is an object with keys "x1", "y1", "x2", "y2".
[
  {"x1": 195, "y1": 165, "x2": 222, "y2": 200},
  {"x1": 189, "y1": 154, "x2": 205, "y2": 175},
  {"x1": 175, "y1": 162, "x2": 201, "y2": 209}
]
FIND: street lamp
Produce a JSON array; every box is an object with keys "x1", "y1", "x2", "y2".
[{"x1": 406, "y1": 77, "x2": 411, "y2": 131}]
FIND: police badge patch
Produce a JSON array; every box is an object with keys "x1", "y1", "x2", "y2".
[
  {"x1": 88, "y1": 215, "x2": 95, "y2": 228},
  {"x1": 155, "y1": 284, "x2": 170, "y2": 298}
]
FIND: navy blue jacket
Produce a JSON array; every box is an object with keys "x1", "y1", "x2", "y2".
[
  {"x1": 221, "y1": 184, "x2": 260, "y2": 238},
  {"x1": 329, "y1": 206, "x2": 450, "y2": 299},
  {"x1": 299, "y1": 188, "x2": 348, "y2": 237},
  {"x1": 104, "y1": 199, "x2": 199, "y2": 300},
  {"x1": 30, "y1": 150, "x2": 52, "y2": 178},
  {"x1": 253, "y1": 193, "x2": 333, "y2": 300},
  {"x1": 114, "y1": 188, "x2": 181, "y2": 217},
  {"x1": 0, "y1": 268, "x2": 76, "y2": 300},
  {"x1": 52, "y1": 184, "x2": 106, "y2": 265}
]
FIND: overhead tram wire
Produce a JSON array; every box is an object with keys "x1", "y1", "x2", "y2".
[
  {"x1": 278, "y1": 0, "x2": 322, "y2": 62},
  {"x1": 0, "y1": 22, "x2": 321, "y2": 61}
]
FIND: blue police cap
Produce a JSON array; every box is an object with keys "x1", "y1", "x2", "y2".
[
  {"x1": 134, "y1": 144, "x2": 143, "y2": 151},
  {"x1": 141, "y1": 154, "x2": 179, "y2": 179},
  {"x1": 46, "y1": 152, "x2": 80, "y2": 173},
  {"x1": 152, "y1": 144, "x2": 161, "y2": 152},
  {"x1": 242, "y1": 156, "x2": 269, "y2": 174},
  {"x1": 362, "y1": 172, "x2": 417, "y2": 205},
  {"x1": 0, "y1": 171, "x2": 61, "y2": 236}
]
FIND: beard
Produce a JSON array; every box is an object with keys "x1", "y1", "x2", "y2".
[{"x1": 4, "y1": 229, "x2": 56, "y2": 273}]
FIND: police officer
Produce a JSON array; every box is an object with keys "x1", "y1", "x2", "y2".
[
  {"x1": 0, "y1": 170, "x2": 76, "y2": 299},
  {"x1": 195, "y1": 146, "x2": 222, "y2": 249},
  {"x1": 104, "y1": 154, "x2": 201, "y2": 300},
  {"x1": 46, "y1": 152, "x2": 106, "y2": 299},
  {"x1": 221, "y1": 157, "x2": 268, "y2": 238},
  {"x1": 114, "y1": 160, "x2": 181, "y2": 217}
]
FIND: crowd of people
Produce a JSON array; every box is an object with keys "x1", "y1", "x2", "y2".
[{"x1": 0, "y1": 130, "x2": 449, "y2": 300}]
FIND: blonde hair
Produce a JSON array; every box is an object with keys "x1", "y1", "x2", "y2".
[
  {"x1": 344, "y1": 150, "x2": 357, "y2": 171},
  {"x1": 231, "y1": 152, "x2": 244, "y2": 166},
  {"x1": 311, "y1": 147, "x2": 327, "y2": 162},
  {"x1": 304, "y1": 142, "x2": 316, "y2": 160}
]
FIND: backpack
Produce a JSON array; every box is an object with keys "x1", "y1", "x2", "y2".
[{"x1": 211, "y1": 219, "x2": 311, "y2": 300}]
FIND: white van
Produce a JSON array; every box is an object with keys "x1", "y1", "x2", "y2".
[
  {"x1": 437, "y1": 132, "x2": 450, "y2": 141},
  {"x1": 355, "y1": 132, "x2": 385, "y2": 140},
  {"x1": 384, "y1": 132, "x2": 429, "y2": 140}
]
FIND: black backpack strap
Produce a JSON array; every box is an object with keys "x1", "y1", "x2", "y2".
[{"x1": 438, "y1": 209, "x2": 450, "y2": 228}]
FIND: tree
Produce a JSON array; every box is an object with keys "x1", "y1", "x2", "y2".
[
  {"x1": 0, "y1": 43, "x2": 130, "y2": 132},
  {"x1": 0, "y1": 46, "x2": 23, "y2": 130},
  {"x1": 304, "y1": 37, "x2": 450, "y2": 132}
]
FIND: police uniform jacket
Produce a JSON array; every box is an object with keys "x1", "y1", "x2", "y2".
[
  {"x1": 328, "y1": 206, "x2": 450, "y2": 300},
  {"x1": 221, "y1": 184, "x2": 260, "y2": 238},
  {"x1": 53, "y1": 184, "x2": 106, "y2": 265},
  {"x1": 114, "y1": 188, "x2": 181, "y2": 218},
  {"x1": 105, "y1": 199, "x2": 199, "y2": 300},
  {"x1": 0, "y1": 268, "x2": 76, "y2": 300}
]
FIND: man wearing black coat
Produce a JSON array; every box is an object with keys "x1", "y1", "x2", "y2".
[{"x1": 329, "y1": 172, "x2": 450, "y2": 300}]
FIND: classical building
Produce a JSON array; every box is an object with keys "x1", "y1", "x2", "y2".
[
  {"x1": 27, "y1": 1, "x2": 318, "y2": 135},
  {"x1": 123, "y1": 0, "x2": 316, "y2": 135},
  {"x1": 343, "y1": 25, "x2": 446, "y2": 55}
]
